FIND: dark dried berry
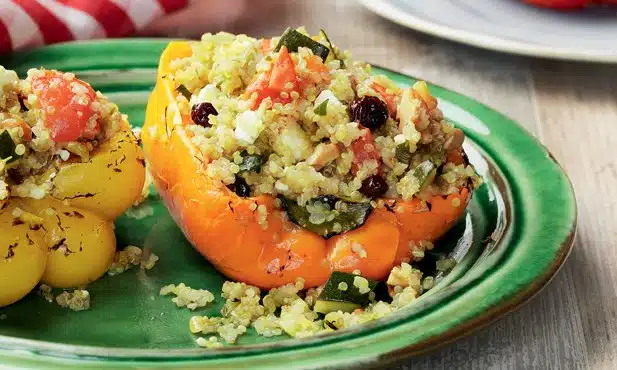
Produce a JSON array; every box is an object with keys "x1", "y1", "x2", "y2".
[
  {"x1": 17, "y1": 95, "x2": 28, "y2": 111},
  {"x1": 227, "y1": 177, "x2": 251, "y2": 197},
  {"x1": 349, "y1": 96, "x2": 389, "y2": 131},
  {"x1": 191, "y1": 102, "x2": 218, "y2": 127},
  {"x1": 360, "y1": 175, "x2": 389, "y2": 198}
]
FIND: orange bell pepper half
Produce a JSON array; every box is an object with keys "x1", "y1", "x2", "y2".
[{"x1": 142, "y1": 41, "x2": 472, "y2": 288}]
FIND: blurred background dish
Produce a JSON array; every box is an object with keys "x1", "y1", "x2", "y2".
[{"x1": 359, "y1": 0, "x2": 617, "y2": 62}]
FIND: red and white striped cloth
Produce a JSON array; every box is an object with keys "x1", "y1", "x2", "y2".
[{"x1": 0, "y1": 0, "x2": 188, "y2": 53}]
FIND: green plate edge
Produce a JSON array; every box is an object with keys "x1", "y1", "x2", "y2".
[{"x1": 0, "y1": 39, "x2": 576, "y2": 369}]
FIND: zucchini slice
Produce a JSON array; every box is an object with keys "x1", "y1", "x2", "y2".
[
  {"x1": 274, "y1": 28, "x2": 330, "y2": 61},
  {"x1": 395, "y1": 142, "x2": 412, "y2": 164},
  {"x1": 314, "y1": 272, "x2": 378, "y2": 314},
  {"x1": 413, "y1": 160, "x2": 437, "y2": 190},
  {"x1": 238, "y1": 152, "x2": 264, "y2": 173},
  {"x1": 320, "y1": 29, "x2": 345, "y2": 68},
  {"x1": 280, "y1": 196, "x2": 372, "y2": 239},
  {"x1": 175, "y1": 84, "x2": 191, "y2": 100},
  {"x1": 0, "y1": 130, "x2": 20, "y2": 164}
]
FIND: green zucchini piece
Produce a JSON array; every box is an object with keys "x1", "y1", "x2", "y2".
[
  {"x1": 280, "y1": 196, "x2": 372, "y2": 239},
  {"x1": 176, "y1": 84, "x2": 191, "y2": 100},
  {"x1": 314, "y1": 300, "x2": 360, "y2": 315},
  {"x1": 395, "y1": 142, "x2": 412, "y2": 164},
  {"x1": 413, "y1": 160, "x2": 436, "y2": 189},
  {"x1": 275, "y1": 28, "x2": 329, "y2": 61},
  {"x1": 0, "y1": 130, "x2": 20, "y2": 164},
  {"x1": 373, "y1": 281, "x2": 392, "y2": 303},
  {"x1": 238, "y1": 152, "x2": 264, "y2": 173},
  {"x1": 314, "y1": 272, "x2": 378, "y2": 314},
  {"x1": 320, "y1": 29, "x2": 345, "y2": 68}
]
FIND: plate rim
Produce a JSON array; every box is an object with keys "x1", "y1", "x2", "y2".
[
  {"x1": 358, "y1": 0, "x2": 617, "y2": 63},
  {"x1": 0, "y1": 39, "x2": 578, "y2": 369}
]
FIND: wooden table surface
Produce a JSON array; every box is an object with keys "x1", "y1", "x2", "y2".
[{"x1": 233, "y1": 1, "x2": 617, "y2": 368}]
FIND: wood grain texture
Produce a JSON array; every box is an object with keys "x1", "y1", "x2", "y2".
[{"x1": 234, "y1": 1, "x2": 617, "y2": 368}]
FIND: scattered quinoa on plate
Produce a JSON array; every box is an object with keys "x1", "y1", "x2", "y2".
[{"x1": 161, "y1": 262, "x2": 433, "y2": 346}]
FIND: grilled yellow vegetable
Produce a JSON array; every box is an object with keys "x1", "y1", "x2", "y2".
[
  {"x1": 51, "y1": 126, "x2": 146, "y2": 220},
  {"x1": 19, "y1": 198, "x2": 116, "y2": 289},
  {"x1": 0, "y1": 201, "x2": 47, "y2": 307}
]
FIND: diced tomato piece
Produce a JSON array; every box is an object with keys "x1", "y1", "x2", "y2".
[
  {"x1": 351, "y1": 130, "x2": 382, "y2": 175},
  {"x1": 245, "y1": 46, "x2": 298, "y2": 110},
  {"x1": 372, "y1": 82, "x2": 398, "y2": 118},
  {"x1": 245, "y1": 70, "x2": 273, "y2": 103},
  {"x1": 269, "y1": 46, "x2": 298, "y2": 91},
  {"x1": 31, "y1": 71, "x2": 100, "y2": 143}
]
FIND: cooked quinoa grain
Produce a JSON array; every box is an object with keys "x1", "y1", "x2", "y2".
[
  {"x1": 160, "y1": 283, "x2": 215, "y2": 310},
  {"x1": 107, "y1": 246, "x2": 159, "y2": 276},
  {"x1": 55, "y1": 290, "x2": 91, "y2": 311},
  {"x1": 37, "y1": 284, "x2": 54, "y2": 303}
]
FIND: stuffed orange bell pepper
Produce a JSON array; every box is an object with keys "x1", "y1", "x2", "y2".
[
  {"x1": 143, "y1": 29, "x2": 480, "y2": 289},
  {"x1": 0, "y1": 67, "x2": 145, "y2": 307}
]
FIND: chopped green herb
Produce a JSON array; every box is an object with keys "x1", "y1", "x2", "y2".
[
  {"x1": 275, "y1": 28, "x2": 329, "y2": 61},
  {"x1": 0, "y1": 130, "x2": 20, "y2": 163},
  {"x1": 314, "y1": 99, "x2": 329, "y2": 116},
  {"x1": 176, "y1": 84, "x2": 191, "y2": 100},
  {"x1": 320, "y1": 29, "x2": 345, "y2": 68},
  {"x1": 238, "y1": 153, "x2": 264, "y2": 173}
]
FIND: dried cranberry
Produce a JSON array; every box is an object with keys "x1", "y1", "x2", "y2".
[
  {"x1": 360, "y1": 175, "x2": 388, "y2": 198},
  {"x1": 191, "y1": 102, "x2": 218, "y2": 127},
  {"x1": 227, "y1": 177, "x2": 251, "y2": 197},
  {"x1": 349, "y1": 96, "x2": 389, "y2": 131},
  {"x1": 17, "y1": 95, "x2": 28, "y2": 111}
]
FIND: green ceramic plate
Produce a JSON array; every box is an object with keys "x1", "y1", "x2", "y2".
[{"x1": 0, "y1": 39, "x2": 576, "y2": 370}]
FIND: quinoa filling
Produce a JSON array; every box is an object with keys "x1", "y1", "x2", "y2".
[{"x1": 168, "y1": 28, "x2": 482, "y2": 236}]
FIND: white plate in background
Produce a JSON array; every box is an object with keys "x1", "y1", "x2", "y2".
[{"x1": 359, "y1": 0, "x2": 617, "y2": 62}]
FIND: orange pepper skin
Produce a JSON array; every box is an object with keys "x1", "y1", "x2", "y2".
[
  {"x1": 143, "y1": 42, "x2": 472, "y2": 289},
  {"x1": 327, "y1": 208, "x2": 399, "y2": 281},
  {"x1": 393, "y1": 188, "x2": 470, "y2": 264}
]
